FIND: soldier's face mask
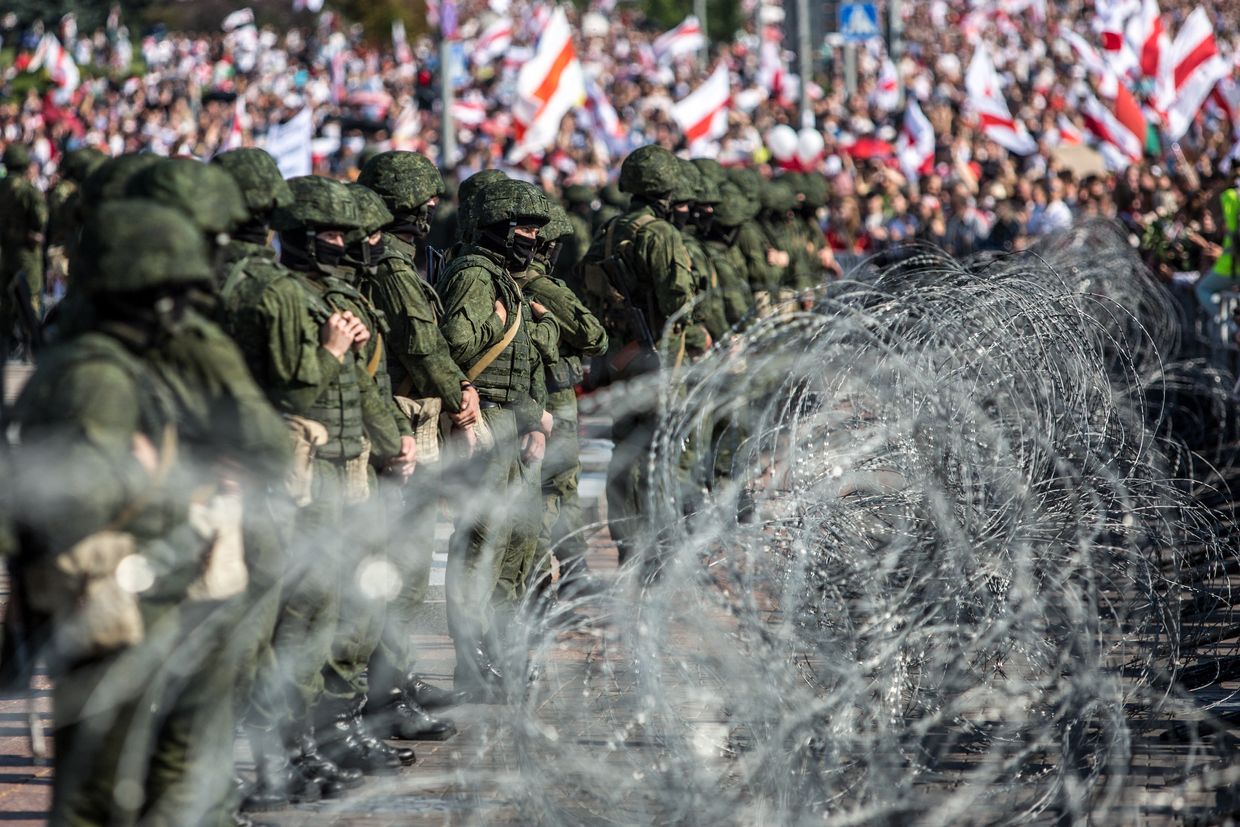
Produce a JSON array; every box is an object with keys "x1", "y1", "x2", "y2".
[
  {"x1": 695, "y1": 204, "x2": 716, "y2": 235},
  {"x1": 413, "y1": 198, "x2": 439, "y2": 239},
  {"x1": 670, "y1": 202, "x2": 693, "y2": 230},
  {"x1": 313, "y1": 232, "x2": 348, "y2": 269}
]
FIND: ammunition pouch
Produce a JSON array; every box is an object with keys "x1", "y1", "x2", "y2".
[{"x1": 286, "y1": 415, "x2": 330, "y2": 507}]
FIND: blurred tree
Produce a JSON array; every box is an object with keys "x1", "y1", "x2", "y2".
[
  {"x1": 642, "y1": 0, "x2": 741, "y2": 42},
  {"x1": 328, "y1": 0, "x2": 423, "y2": 43}
]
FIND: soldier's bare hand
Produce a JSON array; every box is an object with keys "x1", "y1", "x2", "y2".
[
  {"x1": 338, "y1": 312, "x2": 370, "y2": 350},
  {"x1": 386, "y1": 435, "x2": 417, "y2": 481},
  {"x1": 540, "y1": 410, "x2": 554, "y2": 435},
  {"x1": 494, "y1": 299, "x2": 508, "y2": 326},
  {"x1": 451, "y1": 385, "x2": 480, "y2": 427},
  {"x1": 321, "y1": 312, "x2": 355, "y2": 361},
  {"x1": 530, "y1": 301, "x2": 549, "y2": 320},
  {"x1": 520, "y1": 430, "x2": 546, "y2": 463},
  {"x1": 131, "y1": 432, "x2": 160, "y2": 476}
]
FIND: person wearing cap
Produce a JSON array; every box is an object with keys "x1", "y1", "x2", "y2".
[{"x1": 0, "y1": 144, "x2": 48, "y2": 350}]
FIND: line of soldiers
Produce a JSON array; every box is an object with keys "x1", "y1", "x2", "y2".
[{"x1": 0, "y1": 140, "x2": 838, "y2": 826}]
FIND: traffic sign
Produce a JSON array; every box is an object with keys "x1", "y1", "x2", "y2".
[{"x1": 839, "y1": 2, "x2": 880, "y2": 43}]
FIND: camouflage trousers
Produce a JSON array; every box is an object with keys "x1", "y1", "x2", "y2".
[
  {"x1": 51, "y1": 598, "x2": 241, "y2": 827},
  {"x1": 533, "y1": 388, "x2": 585, "y2": 579},
  {"x1": 0, "y1": 255, "x2": 42, "y2": 348},
  {"x1": 445, "y1": 407, "x2": 538, "y2": 672}
]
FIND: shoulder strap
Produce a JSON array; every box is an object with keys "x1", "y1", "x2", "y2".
[
  {"x1": 466, "y1": 306, "x2": 523, "y2": 381},
  {"x1": 365, "y1": 334, "x2": 385, "y2": 379}
]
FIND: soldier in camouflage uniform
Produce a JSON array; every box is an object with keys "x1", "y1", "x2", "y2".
[
  {"x1": 451, "y1": 169, "x2": 510, "y2": 253},
  {"x1": 270, "y1": 177, "x2": 416, "y2": 776},
  {"x1": 438, "y1": 178, "x2": 560, "y2": 698},
  {"x1": 578, "y1": 145, "x2": 710, "y2": 565},
  {"x1": 45, "y1": 146, "x2": 106, "y2": 295},
  {"x1": 726, "y1": 167, "x2": 779, "y2": 316},
  {"x1": 0, "y1": 145, "x2": 49, "y2": 350},
  {"x1": 514, "y1": 204, "x2": 608, "y2": 598},
  {"x1": 701, "y1": 181, "x2": 757, "y2": 330},
  {"x1": 559, "y1": 184, "x2": 595, "y2": 280},
  {"x1": 676, "y1": 161, "x2": 730, "y2": 345},
  {"x1": 11, "y1": 200, "x2": 283, "y2": 826},
  {"x1": 355, "y1": 151, "x2": 473, "y2": 735},
  {"x1": 594, "y1": 182, "x2": 628, "y2": 235}
]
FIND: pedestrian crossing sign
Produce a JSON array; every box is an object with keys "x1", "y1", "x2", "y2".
[{"x1": 839, "y1": 2, "x2": 880, "y2": 43}]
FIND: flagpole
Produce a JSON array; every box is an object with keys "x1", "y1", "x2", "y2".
[
  {"x1": 797, "y1": 0, "x2": 812, "y2": 127},
  {"x1": 441, "y1": 39, "x2": 456, "y2": 169},
  {"x1": 695, "y1": 0, "x2": 708, "y2": 70}
]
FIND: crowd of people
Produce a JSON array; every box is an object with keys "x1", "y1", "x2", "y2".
[{"x1": 0, "y1": 0, "x2": 1239, "y2": 823}]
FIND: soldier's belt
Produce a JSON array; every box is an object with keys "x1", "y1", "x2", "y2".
[{"x1": 478, "y1": 399, "x2": 516, "y2": 411}]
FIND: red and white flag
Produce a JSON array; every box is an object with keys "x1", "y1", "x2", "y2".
[
  {"x1": 1061, "y1": 28, "x2": 1120, "y2": 97},
  {"x1": 584, "y1": 75, "x2": 627, "y2": 158},
  {"x1": 472, "y1": 17, "x2": 513, "y2": 68},
  {"x1": 874, "y1": 55, "x2": 900, "y2": 112},
  {"x1": 896, "y1": 97, "x2": 935, "y2": 180},
  {"x1": 653, "y1": 16, "x2": 706, "y2": 64},
  {"x1": 451, "y1": 92, "x2": 488, "y2": 126},
  {"x1": 1125, "y1": 0, "x2": 1167, "y2": 81},
  {"x1": 1212, "y1": 77, "x2": 1240, "y2": 139},
  {"x1": 510, "y1": 6, "x2": 585, "y2": 162},
  {"x1": 1157, "y1": 7, "x2": 1228, "y2": 140},
  {"x1": 671, "y1": 62, "x2": 730, "y2": 151},
  {"x1": 965, "y1": 46, "x2": 1036, "y2": 155},
  {"x1": 1056, "y1": 114, "x2": 1084, "y2": 146},
  {"x1": 28, "y1": 33, "x2": 80, "y2": 93},
  {"x1": 757, "y1": 25, "x2": 791, "y2": 107},
  {"x1": 1081, "y1": 90, "x2": 1144, "y2": 162}
]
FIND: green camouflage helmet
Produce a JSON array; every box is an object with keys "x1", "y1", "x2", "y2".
[
  {"x1": 713, "y1": 182, "x2": 751, "y2": 228},
  {"x1": 681, "y1": 160, "x2": 721, "y2": 205},
  {"x1": 542, "y1": 203, "x2": 574, "y2": 243},
  {"x1": 346, "y1": 183, "x2": 395, "y2": 237},
  {"x1": 619, "y1": 145, "x2": 680, "y2": 200},
  {"x1": 473, "y1": 179, "x2": 550, "y2": 229},
  {"x1": 357, "y1": 151, "x2": 445, "y2": 214},
  {"x1": 600, "y1": 182, "x2": 628, "y2": 208},
  {"x1": 271, "y1": 175, "x2": 365, "y2": 232},
  {"x1": 801, "y1": 173, "x2": 829, "y2": 209},
  {"x1": 760, "y1": 179, "x2": 797, "y2": 214},
  {"x1": 211, "y1": 148, "x2": 294, "y2": 217},
  {"x1": 60, "y1": 147, "x2": 107, "y2": 183},
  {"x1": 80, "y1": 154, "x2": 163, "y2": 210},
  {"x1": 674, "y1": 159, "x2": 702, "y2": 204},
  {"x1": 562, "y1": 184, "x2": 594, "y2": 206},
  {"x1": 457, "y1": 170, "x2": 508, "y2": 241},
  {"x1": 726, "y1": 166, "x2": 762, "y2": 204},
  {"x1": 2, "y1": 144, "x2": 31, "y2": 171},
  {"x1": 126, "y1": 158, "x2": 250, "y2": 236},
  {"x1": 691, "y1": 157, "x2": 727, "y2": 188},
  {"x1": 73, "y1": 199, "x2": 212, "y2": 293}
]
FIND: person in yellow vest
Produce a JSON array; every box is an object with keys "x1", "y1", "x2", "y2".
[{"x1": 1194, "y1": 184, "x2": 1240, "y2": 319}]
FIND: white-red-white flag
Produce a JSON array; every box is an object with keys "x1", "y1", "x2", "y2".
[
  {"x1": 757, "y1": 25, "x2": 791, "y2": 107},
  {"x1": 510, "y1": 6, "x2": 585, "y2": 162},
  {"x1": 1081, "y1": 90, "x2": 1143, "y2": 162},
  {"x1": 472, "y1": 17, "x2": 513, "y2": 67},
  {"x1": 29, "y1": 33, "x2": 80, "y2": 93},
  {"x1": 1094, "y1": 0, "x2": 1140, "y2": 75},
  {"x1": 671, "y1": 62, "x2": 730, "y2": 151},
  {"x1": 1158, "y1": 7, "x2": 1228, "y2": 140},
  {"x1": 1125, "y1": 0, "x2": 1167, "y2": 81},
  {"x1": 653, "y1": 16, "x2": 706, "y2": 63},
  {"x1": 965, "y1": 46, "x2": 1036, "y2": 154},
  {"x1": 874, "y1": 55, "x2": 900, "y2": 112},
  {"x1": 451, "y1": 92, "x2": 488, "y2": 126},
  {"x1": 1056, "y1": 114, "x2": 1085, "y2": 146},
  {"x1": 896, "y1": 97, "x2": 935, "y2": 180},
  {"x1": 1061, "y1": 28, "x2": 1121, "y2": 98},
  {"x1": 583, "y1": 75, "x2": 627, "y2": 159}
]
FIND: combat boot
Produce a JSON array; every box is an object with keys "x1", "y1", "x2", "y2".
[
  {"x1": 370, "y1": 686, "x2": 457, "y2": 741},
  {"x1": 242, "y1": 727, "x2": 323, "y2": 811},
  {"x1": 452, "y1": 645, "x2": 507, "y2": 704},
  {"x1": 290, "y1": 724, "x2": 365, "y2": 795},
  {"x1": 405, "y1": 674, "x2": 466, "y2": 710},
  {"x1": 317, "y1": 697, "x2": 410, "y2": 774},
  {"x1": 350, "y1": 697, "x2": 417, "y2": 765}
]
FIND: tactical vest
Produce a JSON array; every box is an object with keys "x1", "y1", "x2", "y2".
[
  {"x1": 444, "y1": 252, "x2": 533, "y2": 405},
  {"x1": 514, "y1": 269, "x2": 582, "y2": 392},
  {"x1": 296, "y1": 276, "x2": 365, "y2": 460},
  {"x1": 579, "y1": 212, "x2": 660, "y2": 344}
]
